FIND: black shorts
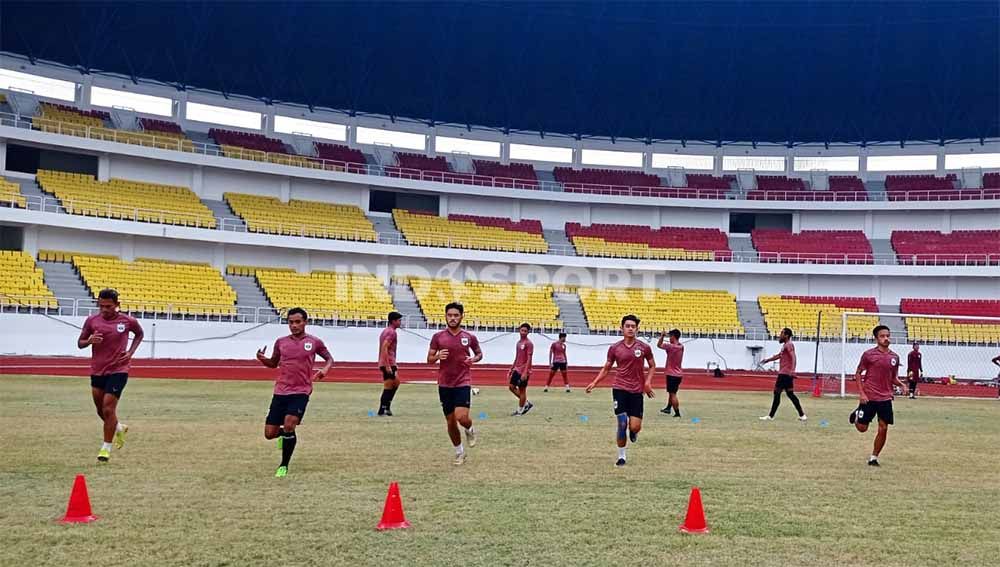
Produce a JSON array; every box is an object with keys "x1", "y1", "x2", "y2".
[
  {"x1": 380, "y1": 366, "x2": 398, "y2": 380},
  {"x1": 266, "y1": 394, "x2": 310, "y2": 426},
  {"x1": 439, "y1": 386, "x2": 472, "y2": 416},
  {"x1": 775, "y1": 374, "x2": 795, "y2": 390},
  {"x1": 91, "y1": 373, "x2": 128, "y2": 398},
  {"x1": 551, "y1": 362, "x2": 567, "y2": 372},
  {"x1": 666, "y1": 375, "x2": 683, "y2": 394},
  {"x1": 509, "y1": 370, "x2": 528, "y2": 387},
  {"x1": 857, "y1": 399, "x2": 894, "y2": 426},
  {"x1": 612, "y1": 388, "x2": 644, "y2": 419}
]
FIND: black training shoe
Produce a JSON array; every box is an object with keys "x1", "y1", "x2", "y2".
[
  {"x1": 674, "y1": 414, "x2": 682, "y2": 419},
  {"x1": 660, "y1": 406, "x2": 672, "y2": 415},
  {"x1": 615, "y1": 458, "x2": 627, "y2": 468},
  {"x1": 377, "y1": 407, "x2": 386, "y2": 416},
  {"x1": 629, "y1": 430, "x2": 638, "y2": 443},
  {"x1": 384, "y1": 408, "x2": 393, "y2": 417},
  {"x1": 868, "y1": 458, "x2": 880, "y2": 467},
  {"x1": 849, "y1": 410, "x2": 857, "y2": 424},
  {"x1": 521, "y1": 401, "x2": 534, "y2": 415}
]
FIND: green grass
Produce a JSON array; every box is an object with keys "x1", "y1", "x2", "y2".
[{"x1": 1, "y1": 375, "x2": 998, "y2": 566}]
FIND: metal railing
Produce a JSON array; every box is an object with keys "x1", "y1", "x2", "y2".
[{"x1": 4, "y1": 110, "x2": 999, "y2": 203}]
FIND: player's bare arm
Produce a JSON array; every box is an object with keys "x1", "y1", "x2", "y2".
[
  {"x1": 256, "y1": 342, "x2": 281, "y2": 368},
  {"x1": 465, "y1": 346, "x2": 483, "y2": 367},
  {"x1": 314, "y1": 349, "x2": 333, "y2": 381},
  {"x1": 427, "y1": 347, "x2": 448, "y2": 363},
  {"x1": 643, "y1": 351, "x2": 656, "y2": 398},
  {"x1": 112, "y1": 323, "x2": 144, "y2": 367},
  {"x1": 586, "y1": 361, "x2": 613, "y2": 393}
]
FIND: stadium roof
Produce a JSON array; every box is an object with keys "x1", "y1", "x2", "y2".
[{"x1": 2, "y1": 1, "x2": 998, "y2": 145}]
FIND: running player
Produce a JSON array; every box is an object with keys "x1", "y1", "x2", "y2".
[
  {"x1": 657, "y1": 329, "x2": 684, "y2": 418},
  {"x1": 545, "y1": 332, "x2": 570, "y2": 392},
  {"x1": 759, "y1": 327, "x2": 807, "y2": 421},
  {"x1": 850, "y1": 325, "x2": 906, "y2": 466},
  {"x1": 508, "y1": 323, "x2": 534, "y2": 415},
  {"x1": 906, "y1": 341, "x2": 922, "y2": 399},
  {"x1": 255, "y1": 307, "x2": 333, "y2": 478},
  {"x1": 585, "y1": 314, "x2": 656, "y2": 467},
  {"x1": 427, "y1": 302, "x2": 482, "y2": 465},
  {"x1": 377, "y1": 311, "x2": 403, "y2": 416},
  {"x1": 77, "y1": 288, "x2": 144, "y2": 463}
]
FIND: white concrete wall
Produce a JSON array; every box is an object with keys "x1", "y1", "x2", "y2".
[
  {"x1": 800, "y1": 211, "x2": 867, "y2": 232},
  {"x1": 289, "y1": 178, "x2": 365, "y2": 208},
  {"x1": 201, "y1": 168, "x2": 277, "y2": 199},
  {"x1": 107, "y1": 154, "x2": 194, "y2": 188},
  {"x1": 3, "y1": 315, "x2": 998, "y2": 379}
]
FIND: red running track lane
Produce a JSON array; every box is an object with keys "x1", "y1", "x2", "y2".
[{"x1": 1, "y1": 357, "x2": 996, "y2": 398}]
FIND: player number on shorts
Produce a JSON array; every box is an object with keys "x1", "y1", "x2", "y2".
[{"x1": 857, "y1": 410, "x2": 864, "y2": 419}]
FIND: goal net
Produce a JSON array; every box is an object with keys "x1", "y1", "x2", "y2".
[{"x1": 820, "y1": 312, "x2": 1000, "y2": 397}]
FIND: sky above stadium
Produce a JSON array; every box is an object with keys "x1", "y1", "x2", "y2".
[{"x1": 1, "y1": 1, "x2": 998, "y2": 144}]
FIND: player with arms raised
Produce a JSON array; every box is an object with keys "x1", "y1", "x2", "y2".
[
  {"x1": 850, "y1": 325, "x2": 906, "y2": 467},
  {"x1": 657, "y1": 329, "x2": 684, "y2": 418},
  {"x1": 427, "y1": 302, "x2": 482, "y2": 465},
  {"x1": 77, "y1": 288, "x2": 144, "y2": 463},
  {"x1": 256, "y1": 307, "x2": 333, "y2": 478},
  {"x1": 586, "y1": 314, "x2": 656, "y2": 468}
]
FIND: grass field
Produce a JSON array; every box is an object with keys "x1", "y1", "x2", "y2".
[{"x1": 2, "y1": 375, "x2": 999, "y2": 566}]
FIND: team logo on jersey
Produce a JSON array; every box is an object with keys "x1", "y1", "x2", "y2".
[
  {"x1": 890, "y1": 357, "x2": 897, "y2": 366},
  {"x1": 304, "y1": 342, "x2": 313, "y2": 351},
  {"x1": 461, "y1": 337, "x2": 470, "y2": 346},
  {"x1": 634, "y1": 349, "x2": 642, "y2": 358},
  {"x1": 116, "y1": 323, "x2": 126, "y2": 333},
  {"x1": 520, "y1": 344, "x2": 525, "y2": 350}
]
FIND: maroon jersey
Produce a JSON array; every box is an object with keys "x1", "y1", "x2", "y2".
[
  {"x1": 660, "y1": 341, "x2": 684, "y2": 377},
  {"x1": 607, "y1": 339, "x2": 654, "y2": 393},
  {"x1": 430, "y1": 329, "x2": 481, "y2": 388},
  {"x1": 907, "y1": 351, "x2": 922, "y2": 377},
  {"x1": 512, "y1": 337, "x2": 533, "y2": 375},
  {"x1": 550, "y1": 341, "x2": 567, "y2": 363},
  {"x1": 272, "y1": 334, "x2": 330, "y2": 396},
  {"x1": 779, "y1": 341, "x2": 796, "y2": 375},
  {"x1": 858, "y1": 347, "x2": 901, "y2": 402},
  {"x1": 379, "y1": 326, "x2": 398, "y2": 367},
  {"x1": 81, "y1": 312, "x2": 142, "y2": 376}
]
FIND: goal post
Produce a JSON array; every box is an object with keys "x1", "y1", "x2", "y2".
[{"x1": 834, "y1": 311, "x2": 1000, "y2": 398}]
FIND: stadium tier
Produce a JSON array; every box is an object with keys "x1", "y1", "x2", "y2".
[
  {"x1": 314, "y1": 143, "x2": 369, "y2": 173},
  {"x1": 554, "y1": 167, "x2": 660, "y2": 191},
  {"x1": 829, "y1": 176, "x2": 866, "y2": 193},
  {"x1": 72, "y1": 255, "x2": 237, "y2": 315},
  {"x1": 0, "y1": 250, "x2": 57, "y2": 309},
  {"x1": 884, "y1": 174, "x2": 966, "y2": 201},
  {"x1": 407, "y1": 277, "x2": 561, "y2": 329},
  {"x1": 36, "y1": 170, "x2": 217, "y2": 228},
  {"x1": 209, "y1": 128, "x2": 288, "y2": 154},
  {"x1": 758, "y1": 295, "x2": 879, "y2": 339},
  {"x1": 985, "y1": 172, "x2": 1000, "y2": 188},
  {"x1": 223, "y1": 193, "x2": 376, "y2": 241},
  {"x1": 578, "y1": 288, "x2": 743, "y2": 334},
  {"x1": 32, "y1": 102, "x2": 109, "y2": 135},
  {"x1": 756, "y1": 176, "x2": 806, "y2": 192},
  {"x1": 1, "y1": 179, "x2": 26, "y2": 208},
  {"x1": 386, "y1": 153, "x2": 475, "y2": 184},
  {"x1": 393, "y1": 209, "x2": 548, "y2": 253},
  {"x1": 472, "y1": 160, "x2": 539, "y2": 188},
  {"x1": 139, "y1": 118, "x2": 185, "y2": 136},
  {"x1": 565, "y1": 223, "x2": 731, "y2": 260},
  {"x1": 255, "y1": 270, "x2": 394, "y2": 321},
  {"x1": 901, "y1": 298, "x2": 1000, "y2": 343},
  {"x1": 748, "y1": 175, "x2": 869, "y2": 201},
  {"x1": 891, "y1": 230, "x2": 1000, "y2": 265},
  {"x1": 751, "y1": 229, "x2": 873, "y2": 263},
  {"x1": 685, "y1": 174, "x2": 732, "y2": 190}
]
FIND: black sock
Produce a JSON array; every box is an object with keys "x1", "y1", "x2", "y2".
[
  {"x1": 379, "y1": 389, "x2": 390, "y2": 410},
  {"x1": 769, "y1": 391, "x2": 781, "y2": 417},
  {"x1": 280, "y1": 431, "x2": 296, "y2": 467},
  {"x1": 674, "y1": 406, "x2": 681, "y2": 418},
  {"x1": 385, "y1": 386, "x2": 398, "y2": 409},
  {"x1": 787, "y1": 390, "x2": 804, "y2": 416}
]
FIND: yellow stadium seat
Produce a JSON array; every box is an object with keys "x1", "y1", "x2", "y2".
[
  {"x1": 407, "y1": 277, "x2": 561, "y2": 329},
  {"x1": 36, "y1": 170, "x2": 216, "y2": 228},
  {"x1": 0, "y1": 251, "x2": 58, "y2": 310},
  {"x1": 577, "y1": 288, "x2": 743, "y2": 334},
  {"x1": 0, "y1": 179, "x2": 27, "y2": 208},
  {"x1": 758, "y1": 295, "x2": 879, "y2": 339},
  {"x1": 393, "y1": 210, "x2": 548, "y2": 254},
  {"x1": 224, "y1": 193, "x2": 376, "y2": 242},
  {"x1": 905, "y1": 317, "x2": 1000, "y2": 343},
  {"x1": 255, "y1": 270, "x2": 395, "y2": 321}
]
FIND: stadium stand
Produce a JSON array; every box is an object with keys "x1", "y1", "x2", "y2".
[
  {"x1": 566, "y1": 223, "x2": 731, "y2": 260},
  {"x1": 208, "y1": 128, "x2": 313, "y2": 166},
  {"x1": 829, "y1": 176, "x2": 866, "y2": 193},
  {"x1": 577, "y1": 287, "x2": 743, "y2": 334},
  {"x1": 133, "y1": 118, "x2": 196, "y2": 151},
  {"x1": 758, "y1": 295, "x2": 879, "y2": 339},
  {"x1": 139, "y1": 118, "x2": 186, "y2": 136},
  {"x1": 756, "y1": 176, "x2": 807, "y2": 192},
  {"x1": 223, "y1": 193, "x2": 376, "y2": 241},
  {"x1": 0, "y1": 179, "x2": 26, "y2": 208},
  {"x1": 36, "y1": 170, "x2": 217, "y2": 228},
  {"x1": 554, "y1": 167, "x2": 660, "y2": 191},
  {"x1": 751, "y1": 229, "x2": 873, "y2": 263},
  {"x1": 984, "y1": 172, "x2": 1000, "y2": 189},
  {"x1": 0, "y1": 250, "x2": 57, "y2": 309},
  {"x1": 407, "y1": 277, "x2": 561, "y2": 329},
  {"x1": 72, "y1": 255, "x2": 237, "y2": 315},
  {"x1": 255, "y1": 270, "x2": 395, "y2": 321},
  {"x1": 891, "y1": 230, "x2": 1000, "y2": 265},
  {"x1": 314, "y1": 143, "x2": 369, "y2": 174},
  {"x1": 472, "y1": 160, "x2": 539, "y2": 188},
  {"x1": 32, "y1": 102, "x2": 109, "y2": 136},
  {"x1": 386, "y1": 153, "x2": 475, "y2": 184},
  {"x1": 685, "y1": 174, "x2": 732, "y2": 190},
  {"x1": 884, "y1": 174, "x2": 965, "y2": 201},
  {"x1": 901, "y1": 298, "x2": 1000, "y2": 343},
  {"x1": 226, "y1": 264, "x2": 295, "y2": 277},
  {"x1": 393, "y1": 209, "x2": 548, "y2": 253}
]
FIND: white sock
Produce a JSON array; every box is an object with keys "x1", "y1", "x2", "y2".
[
  {"x1": 465, "y1": 426, "x2": 474, "y2": 435},
  {"x1": 116, "y1": 422, "x2": 126, "y2": 432},
  {"x1": 618, "y1": 447, "x2": 626, "y2": 460},
  {"x1": 869, "y1": 454, "x2": 878, "y2": 461},
  {"x1": 102, "y1": 441, "x2": 113, "y2": 451},
  {"x1": 455, "y1": 443, "x2": 465, "y2": 456}
]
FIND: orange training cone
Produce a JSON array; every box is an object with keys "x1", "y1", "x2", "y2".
[
  {"x1": 376, "y1": 482, "x2": 411, "y2": 530},
  {"x1": 678, "y1": 486, "x2": 709, "y2": 533},
  {"x1": 812, "y1": 380, "x2": 823, "y2": 398},
  {"x1": 59, "y1": 474, "x2": 98, "y2": 524}
]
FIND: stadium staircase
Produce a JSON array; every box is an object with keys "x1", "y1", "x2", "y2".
[
  {"x1": 878, "y1": 304, "x2": 909, "y2": 342},
  {"x1": 13, "y1": 176, "x2": 66, "y2": 214},
  {"x1": 204, "y1": 199, "x2": 245, "y2": 231},
  {"x1": 223, "y1": 273, "x2": 278, "y2": 318},
  {"x1": 553, "y1": 292, "x2": 589, "y2": 333},
  {"x1": 370, "y1": 214, "x2": 406, "y2": 244},
  {"x1": 389, "y1": 281, "x2": 426, "y2": 326},
  {"x1": 869, "y1": 239, "x2": 898, "y2": 264},
  {"x1": 543, "y1": 229, "x2": 576, "y2": 255},
  {"x1": 866, "y1": 179, "x2": 888, "y2": 201},
  {"x1": 727, "y1": 234, "x2": 758, "y2": 261},
  {"x1": 737, "y1": 301, "x2": 767, "y2": 336},
  {"x1": 37, "y1": 260, "x2": 92, "y2": 310}
]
